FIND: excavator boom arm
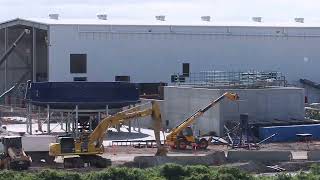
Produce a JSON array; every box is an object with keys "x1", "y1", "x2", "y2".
[
  {"x1": 167, "y1": 92, "x2": 238, "y2": 139},
  {"x1": 88, "y1": 106, "x2": 153, "y2": 145}
]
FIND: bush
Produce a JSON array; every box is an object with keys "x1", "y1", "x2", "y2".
[
  {"x1": 36, "y1": 170, "x2": 81, "y2": 180},
  {"x1": 274, "y1": 173, "x2": 292, "y2": 180},
  {"x1": 160, "y1": 163, "x2": 187, "y2": 180},
  {"x1": 86, "y1": 167, "x2": 146, "y2": 180},
  {"x1": 6, "y1": 163, "x2": 320, "y2": 180},
  {"x1": 216, "y1": 167, "x2": 254, "y2": 180}
]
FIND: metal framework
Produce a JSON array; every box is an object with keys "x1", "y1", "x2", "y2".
[
  {"x1": 172, "y1": 70, "x2": 287, "y2": 88},
  {"x1": 25, "y1": 104, "x2": 110, "y2": 135},
  {"x1": 0, "y1": 19, "x2": 49, "y2": 105}
]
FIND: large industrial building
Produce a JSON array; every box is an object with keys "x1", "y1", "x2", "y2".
[{"x1": 1, "y1": 15, "x2": 320, "y2": 88}]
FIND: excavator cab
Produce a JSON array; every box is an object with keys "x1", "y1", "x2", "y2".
[
  {"x1": 181, "y1": 127, "x2": 196, "y2": 143},
  {"x1": 59, "y1": 137, "x2": 75, "y2": 154},
  {"x1": 2, "y1": 136, "x2": 22, "y2": 150},
  {"x1": 181, "y1": 126, "x2": 194, "y2": 137}
]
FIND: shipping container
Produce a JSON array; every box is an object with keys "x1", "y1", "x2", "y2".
[{"x1": 259, "y1": 124, "x2": 320, "y2": 142}]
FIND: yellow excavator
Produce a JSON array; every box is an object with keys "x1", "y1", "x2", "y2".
[
  {"x1": 166, "y1": 92, "x2": 239, "y2": 150},
  {"x1": 49, "y1": 101, "x2": 166, "y2": 168}
]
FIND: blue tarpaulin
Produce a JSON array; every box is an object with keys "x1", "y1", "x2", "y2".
[
  {"x1": 26, "y1": 82, "x2": 139, "y2": 109},
  {"x1": 259, "y1": 124, "x2": 320, "y2": 142}
]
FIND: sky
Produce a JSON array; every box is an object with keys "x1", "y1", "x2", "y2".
[{"x1": 0, "y1": 0, "x2": 319, "y2": 23}]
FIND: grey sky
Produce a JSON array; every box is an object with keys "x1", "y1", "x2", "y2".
[{"x1": 0, "y1": 0, "x2": 319, "y2": 22}]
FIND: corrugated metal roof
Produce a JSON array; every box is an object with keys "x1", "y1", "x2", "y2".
[{"x1": 2, "y1": 17, "x2": 320, "y2": 28}]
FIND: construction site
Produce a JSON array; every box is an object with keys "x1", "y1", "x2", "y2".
[{"x1": 1, "y1": 15, "x2": 320, "y2": 175}]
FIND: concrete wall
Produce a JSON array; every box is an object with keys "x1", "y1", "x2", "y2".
[
  {"x1": 48, "y1": 24, "x2": 320, "y2": 83},
  {"x1": 220, "y1": 87, "x2": 305, "y2": 123},
  {"x1": 163, "y1": 86, "x2": 305, "y2": 136},
  {"x1": 163, "y1": 86, "x2": 222, "y2": 135}
]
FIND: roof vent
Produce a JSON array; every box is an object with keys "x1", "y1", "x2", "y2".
[
  {"x1": 201, "y1": 16, "x2": 211, "y2": 22},
  {"x1": 97, "y1": 14, "x2": 107, "y2": 20},
  {"x1": 155, "y1": 15, "x2": 166, "y2": 21},
  {"x1": 294, "y1": 17, "x2": 304, "y2": 23},
  {"x1": 252, "y1": 17, "x2": 262, "y2": 22},
  {"x1": 49, "y1": 14, "x2": 59, "y2": 20}
]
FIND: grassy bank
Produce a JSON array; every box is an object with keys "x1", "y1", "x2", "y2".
[{"x1": 0, "y1": 163, "x2": 319, "y2": 180}]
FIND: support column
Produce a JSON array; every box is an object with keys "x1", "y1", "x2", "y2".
[
  {"x1": 38, "y1": 106, "x2": 42, "y2": 132},
  {"x1": 128, "y1": 105, "x2": 133, "y2": 133},
  {"x1": 47, "y1": 104, "x2": 50, "y2": 134},
  {"x1": 66, "y1": 112, "x2": 70, "y2": 133},
  {"x1": 98, "y1": 112, "x2": 101, "y2": 123},
  {"x1": 128, "y1": 121, "x2": 132, "y2": 133},
  {"x1": 138, "y1": 119, "x2": 141, "y2": 133},
  {"x1": 26, "y1": 103, "x2": 32, "y2": 134},
  {"x1": 32, "y1": 27, "x2": 36, "y2": 82},
  {"x1": 89, "y1": 116, "x2": 92, "y2": 132},
  {"x1": 75, "y1": 105, "x2": 79, "y2": 138},
  {"x1": 71, "y1": 112, "x2": 75, "y2": 133},
  {"x1": 105, "y1": 105, "x2": 109, "y2": 116},
  {"x1": 60, "y1": 112, "x2": 64, "y2": 130}
]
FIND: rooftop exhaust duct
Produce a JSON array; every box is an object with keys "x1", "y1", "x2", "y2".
[
  {"x1": 49, "y1": 14, "x2": 59, "y2": 20},
  {"x1": 252, "y1": 17, "x2": 262, "y2": 22},
  {"x1": 155, "y1": 15, "x2": 166, "y2": 21},
  {"x1": 97, "y1": 14, "x2": 107, "y2": 20},
  {"x1": 201, "y1": 16, "x2": 211, "y2": 22},
  {"x1": 294, "y1": 18, "x2": 304, "y2": 23}
]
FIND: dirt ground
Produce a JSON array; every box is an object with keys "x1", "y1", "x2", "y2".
[
  {"x1": 103, "y1": 140, "x2": 320, "y2": 156},
  {"x1": 26, "y1": 142, "x2": 320, "y2": 174}
]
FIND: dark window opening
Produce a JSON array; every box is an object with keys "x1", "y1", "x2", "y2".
[
  {"x1": 115, "y1": 76, "x2": 130, "y2": 82},
  {"x1": 70, "y1": 54, "x2": 87, "y2": 73},
  {"x1": 182, "y1": 63, "x2": 190, "y2": 77},
  {"x1": 73, "y1": 77, "x2": 87, "y2": 81}
]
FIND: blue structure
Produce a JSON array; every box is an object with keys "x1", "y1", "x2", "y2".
[
  {"x1": 259, "y1": 124, "x2": 320, "y2": 142},
  {"x1": 26, "y1": 82, "x2": 139, "y2": 109}
]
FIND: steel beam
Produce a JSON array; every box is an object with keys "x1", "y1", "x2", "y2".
[
  {"x1": 4, "y1": 28, "x2": 7, "y2": 91},
  {"x1": 32, "y1": 27, "x2": 36, "y2": 82},
  {"x1": 75, "y1": 105, "x2": 79, "y2": 138}
]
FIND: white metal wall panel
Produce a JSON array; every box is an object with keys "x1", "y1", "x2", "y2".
[
  {"x1": 286, "y1": 27, "x2": 320, "y2": 36},
  {"x1": 48, "y1": 24, "x2": 320, "y2": 83},
  {"x1": 230, "y1": 27, "x2": 284, "y2": 35}
]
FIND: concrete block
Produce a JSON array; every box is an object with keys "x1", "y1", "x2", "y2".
[
  {"x1": 133, "y1": 151, "x2": 226, "y2": 168},
  {"x1": 307, "y1": 151, "x2": 320, "y2": 161},
  {"x1": 227, "y1": 151, "x2": 292, "y2": 162}
]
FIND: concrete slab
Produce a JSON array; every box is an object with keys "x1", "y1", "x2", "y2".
[
  {"x1": 227, "y1": 151, "x2": 293, "y2": 162},
  {"x1": 133, "y1": 151, "x2": 226, "y2": 168}
]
